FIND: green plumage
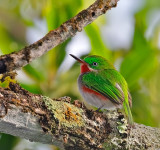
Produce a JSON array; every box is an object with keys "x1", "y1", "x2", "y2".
[
  {"x1": 82, "y1": 69, "x2": 133, "y2": 124},
  {"x1": 82, "y1": 70, "x2": 124, "y2": 104},
  {"x1": 70, "y1": 54, "x2": 133, "y2": 125}
]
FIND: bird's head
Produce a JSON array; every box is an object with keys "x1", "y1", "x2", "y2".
[{"x1": 70, "y1": 54, "x2": 114, "y2": 73}]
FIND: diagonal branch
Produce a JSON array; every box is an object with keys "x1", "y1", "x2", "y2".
[
  {"x1": 0, "y1": 0, "x2": 118, "y2": 74},
  {"x1": 0, "y1": 0, "x2": 160, "y2": 149},
  {"x1": 0, "y1": 82, "x2": 160, "y2": 150}
]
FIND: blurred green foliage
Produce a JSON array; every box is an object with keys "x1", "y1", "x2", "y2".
[
  {"x1": 0, "y1": 134, "x2": 19, "y2": 150},
  {"x1": 0, "y1": 0, "x2": 160, "y2": 149}
]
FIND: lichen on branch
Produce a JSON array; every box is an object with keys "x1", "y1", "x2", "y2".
[
  {"x1": 0, "y1": 75, "x2": 160, "y2": 149},
  {"x1": 0, "y1": 0, "x2": 160, "y2": 149}
]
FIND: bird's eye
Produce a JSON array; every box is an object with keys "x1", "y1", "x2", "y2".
[{"x1": 92, "y1": 62, "x2": 98, "y2": 66}]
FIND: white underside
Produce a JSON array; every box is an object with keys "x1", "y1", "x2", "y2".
[{"x1": 78, "y1": 79, "x2": 122, "y2": 110}]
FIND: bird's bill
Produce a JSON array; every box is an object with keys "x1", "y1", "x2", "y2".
[{"x1": 69, "y1": 54, "x2": 86, "y2": 64}]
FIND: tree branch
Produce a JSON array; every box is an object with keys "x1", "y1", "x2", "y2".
[
  {"x1": 0, "y1": 0, "x2": 118, "y2": 74},
  {"x1": 0, "y1": 0, "x2": 160, "y2": 149},
  {"x1": 0, "y1": 82, "x2": 160, "y2": 150}
]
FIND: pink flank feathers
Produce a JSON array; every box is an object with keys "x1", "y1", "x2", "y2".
[{"x1": 82, "y1": 85, "x2": 106, "y2": 101}]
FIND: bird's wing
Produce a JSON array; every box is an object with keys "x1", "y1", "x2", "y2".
[
  {"x1": 81, "y1": 69, "x2": 124, "y2": 104},
  {"x1": 82, "y1": 69, "x2": 133, "y2": 125}
]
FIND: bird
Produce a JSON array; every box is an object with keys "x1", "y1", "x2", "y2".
[{"x1": 70, "y1": 54, "x2": 133, "y2": 125}]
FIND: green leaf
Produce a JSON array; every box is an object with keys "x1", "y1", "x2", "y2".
[
  {"x1": 0, "y1": 134, "x2": 19, "y2": 150},
  {"x1": 85, "y1": 23, "x2": 111, "y2": 59},
  {"x1": 20, "y1": 83, "x2": 42, "y2": 94},
  {"x1": 120, "y1": 24, "x2": 158, "y2": 90},
  {"x1": 23, "y1": 64, "x2": 45, "y2": 82},
  {"x1": 131, "y1": 91, "x2": 157, "y2": 126}
]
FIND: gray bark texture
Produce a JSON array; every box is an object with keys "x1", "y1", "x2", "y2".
[
  {"x1": 0, "y1": 0, "x2": 160, "y2": 149},
  {"x1": 0, "y1": 82, "x2": 160, "y2": 150}
]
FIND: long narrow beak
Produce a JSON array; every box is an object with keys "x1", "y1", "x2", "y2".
[{"x1": 69, "y1": 54, "x2": 86, "y2": 64}]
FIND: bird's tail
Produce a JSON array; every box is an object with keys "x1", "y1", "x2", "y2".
[{"x1": 123, "y1": 100, "x2": 133, "y2": 125}]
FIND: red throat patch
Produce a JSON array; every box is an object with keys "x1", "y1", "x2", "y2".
[{"x1": 81, "y1": 64, "x2": 90, "y2": 73}]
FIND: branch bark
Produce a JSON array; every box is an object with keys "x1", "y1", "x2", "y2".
[
  {"x1": 0, "y1": 0, "x2": 118, "y2": 74},
  {"x1": 0, "y1": 83, "x2": 160, "y2": 150},
  {"x1": 0, "y1": 0, "x2": 160, "y2": 149}
]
